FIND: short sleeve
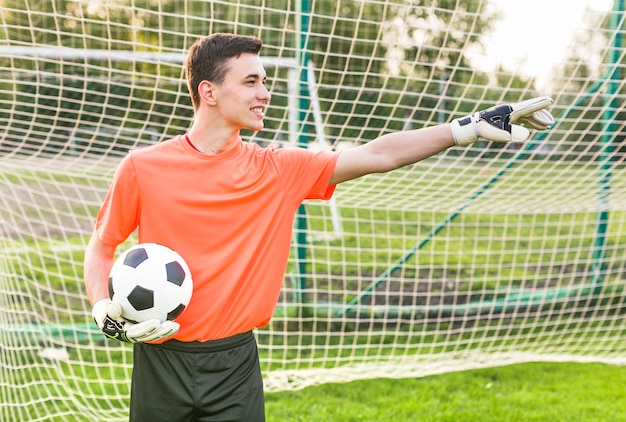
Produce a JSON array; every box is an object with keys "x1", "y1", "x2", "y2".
[
  {"x1": 95, "y1": 153, "x2": 141, "y2": 246},
  {"x1": 271, "y1": 147, "x2": 340, "y2": 202}
]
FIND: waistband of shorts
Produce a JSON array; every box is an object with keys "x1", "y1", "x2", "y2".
[{"x1": 153, "y1": 331, "x2": 255, "y2": 353}]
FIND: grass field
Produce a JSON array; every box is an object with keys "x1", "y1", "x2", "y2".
[{"x1": 266, "y1": 362, "x2": 626, "y2": 421}]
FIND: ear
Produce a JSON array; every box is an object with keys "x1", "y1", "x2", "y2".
[{"x1": 198, "y1": 80, "x2": 217, "y2": 105}]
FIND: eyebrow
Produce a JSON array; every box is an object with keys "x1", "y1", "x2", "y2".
[{"x1": 244, "y1": 73, "x2": 267, "y2": 81}]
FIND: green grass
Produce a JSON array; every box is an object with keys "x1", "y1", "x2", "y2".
[{"x1": 265, "y1": 362, "x2": 626, "y2": 421}]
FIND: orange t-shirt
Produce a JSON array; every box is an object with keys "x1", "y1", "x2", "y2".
[{"x1": 96, "y1": 135, "x2": 339, "y2": 342}]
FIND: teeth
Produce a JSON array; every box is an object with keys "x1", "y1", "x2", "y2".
[{"x1": 251, "y1": 107, "x2": 263, "y2": 112}]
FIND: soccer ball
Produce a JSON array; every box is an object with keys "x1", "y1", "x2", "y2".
[{"x1": 108, "y1": 243, "x2": 193, "y2": 323}]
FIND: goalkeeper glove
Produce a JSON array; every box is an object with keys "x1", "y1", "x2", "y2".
[
  {"x1": 92, "y1": 299, "x2": 179, "y2": 343},
  {"x1": 450, "y1": 96, "x2": 554, "y2": 146}
]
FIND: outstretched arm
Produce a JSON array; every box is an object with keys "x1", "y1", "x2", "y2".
[
  {"x1": 330, "y1": 96, "x2": 554, "y2": 186},
  {"x1": 330, "y1": 124, "x2": 454, "y2": 185}
]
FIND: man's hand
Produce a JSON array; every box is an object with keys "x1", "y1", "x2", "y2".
[
  {"x1": 91, "y1": 299, "x2": 179, "y2": 343},
  {"x1": 450, "y1": 96, "x2": 554, "y2": 146}
]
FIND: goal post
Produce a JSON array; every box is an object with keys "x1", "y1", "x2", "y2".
[{"x1": 1, "y1": 0, "x2": 626, "y2": 420}]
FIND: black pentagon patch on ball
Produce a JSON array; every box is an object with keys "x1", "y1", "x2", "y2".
[
  {"x1": 124, "y1": 248, "x2": 149, "y2": 268},
  {"x1": 107, "y1": 277, "x2": 114, "y2": 298},
  {"x1": 167, "y1": 304, "x2": 186, "y2": 321},
  {"x1": 127, "y1": 285, "x2": 154, "y2": 311},
  {"x1": 165, "y1": 261, "x2": 186, "y2": 286}
]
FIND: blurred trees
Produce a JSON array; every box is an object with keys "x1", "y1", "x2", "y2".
[{"x1": 0, "y1": 0, "x2": 616, "y2": 157}]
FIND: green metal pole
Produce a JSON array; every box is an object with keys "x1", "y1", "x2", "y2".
[
  {"x1": 336, "y1": 3, "x2": 623, "y2": 318},
  {"x1": 338, "y1": 50, "x2": 621, "y2": 317},
  {"x1": 338, "y1": 70, "x2": 623, "y2": 317},
  {"x1": 294, "y1": 0, "x2": 312, "y2": 304},
  {"x1": 338, "y1": 135, "x2": 543, "y2": 316},
  {"x1": 591, "y1": 0, "x2": 623, "y2": 290}
]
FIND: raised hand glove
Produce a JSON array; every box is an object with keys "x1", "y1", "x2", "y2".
[
  {"x1": 450, "y1": 96, "x2": 554, "y2": 146},
  {"x1": 92, "y1": 299, "x2": 179, "y2": 343}
]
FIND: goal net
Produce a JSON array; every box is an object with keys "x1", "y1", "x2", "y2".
[{"x1": 1, "y1": 0, "x2": 625, "y2": 420}]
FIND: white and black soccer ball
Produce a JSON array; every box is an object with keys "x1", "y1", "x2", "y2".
[{"x1": 108, "y1": 243, "x2": 193, "y2": 323}]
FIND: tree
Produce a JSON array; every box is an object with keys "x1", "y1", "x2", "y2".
[{"x1": 0, "y1": 0, "x2": 533, "y2": 154}]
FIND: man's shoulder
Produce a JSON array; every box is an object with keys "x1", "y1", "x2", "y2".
[
  {"x1": 127, "y1": 135, "x2": 184, "y2": 161},
  {"x1": 250, "y1": 142, "x2": 337, "y2": 158}
]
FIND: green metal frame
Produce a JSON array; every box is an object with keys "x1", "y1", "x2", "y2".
[
  {"x1": 337, "y1": 0, "x2": 624, "y2": 317},
  {"x1": 293, "y1": 0, "x2": 312, "y2": 304},
  {"x1": 592, "y1": 0, "x2": 623, "y2": 291}
]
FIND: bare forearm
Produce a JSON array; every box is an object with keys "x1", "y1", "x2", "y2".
[
  {"x1": 83, "y1": 231, "x2": 117, "y2": 306},
  {"x1": 330, "y1": 124, "x2": 455, "y2": 185},
  {"x1": 366, "y1": 124, "x2": 454, "y2": 169}
]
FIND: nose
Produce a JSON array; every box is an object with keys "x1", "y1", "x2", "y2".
[{"x1": 259, "y1": 84, "x2": 271, "y2": 103}]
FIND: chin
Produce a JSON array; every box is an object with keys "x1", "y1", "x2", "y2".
[{"x1": 247, "y1": 122, "x2": 264, "y2": 131}]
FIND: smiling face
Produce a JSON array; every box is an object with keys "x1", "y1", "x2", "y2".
[{"x1": 205, "y1": 53, "x2": 271, "y2": 133}]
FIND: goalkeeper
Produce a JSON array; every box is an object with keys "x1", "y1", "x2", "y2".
[{"x1": 83, "y1": 33, "x2": 554, "y2": 421}]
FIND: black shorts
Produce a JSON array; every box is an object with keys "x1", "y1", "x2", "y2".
[{"x1": 129, "y1": 331, "x2": 265, "y2": 422}]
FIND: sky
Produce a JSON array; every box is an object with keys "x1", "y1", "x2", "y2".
[{"x1": 477, "y1": 0, "x2": 615, "y2": 89}]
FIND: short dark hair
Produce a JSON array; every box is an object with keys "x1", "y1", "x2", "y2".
[{"x1": 185, "y1": 33, "x2": 263, "y2": 109}]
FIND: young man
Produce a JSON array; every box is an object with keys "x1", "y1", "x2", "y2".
[{"x1": 84, "y1": 33, "x2": 554, "y2": 421}]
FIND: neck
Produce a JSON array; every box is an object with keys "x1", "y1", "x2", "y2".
[{"x1": 186, "y1": 125, "x2": 241, "y2": 155}]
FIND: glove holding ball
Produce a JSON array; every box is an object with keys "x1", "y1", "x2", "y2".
[
  {"x1": 92, "y1": 243, "x2": 192, "y2": 344},
  {"x1": 92, "y1": 298, "x2": 179, "y2": 343}
]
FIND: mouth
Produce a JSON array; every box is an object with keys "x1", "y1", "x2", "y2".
[{"x1": 251, "y1": 106, "x2": 265, "y2": 118}]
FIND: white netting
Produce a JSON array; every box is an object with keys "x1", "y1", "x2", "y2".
[{"x1": 1, "y1": 1, "x2": 625, "y2": 420}]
